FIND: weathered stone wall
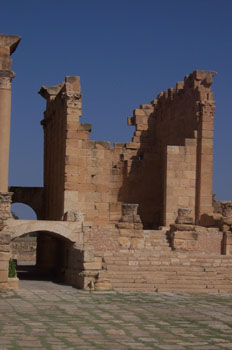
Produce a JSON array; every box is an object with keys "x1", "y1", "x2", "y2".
[
  {"x1": 11, "y1": 237, "x2": 37, "y2": 263},
  {"x1": 168, "y1": 224, "x2": 223, "y2": 254},
  {"x1": 40, "y1": 70, "x2": 215, "y2": 228},
  {"x1": 213, "y1": 197, "x2": 232, "y2": 217},
  {"x1": 125, "y1": 70, "x2": 215, "y2": 226}
]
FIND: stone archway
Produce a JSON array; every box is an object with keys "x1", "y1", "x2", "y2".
[
  {"x1": 1, "y1": 218, "x2": 85, "y2": 289},
  {"x1": 5, "y1": 218, "x2": 83, "y2": 245},
  {"x1": 12, "y1": 228, "x2": 73, "y2": 283}
]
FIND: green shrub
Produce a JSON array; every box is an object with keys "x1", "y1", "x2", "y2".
[{"x1": 8, "y1": 259, "x2": 17, "y2": 278}]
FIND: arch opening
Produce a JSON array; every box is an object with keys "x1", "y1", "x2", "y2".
[
  {"x1": 11, "y1": 202, "x2": 37, "y2": 220},
  {"x1": 12, "y1": 230, "x2": 74, "y2": 285}
]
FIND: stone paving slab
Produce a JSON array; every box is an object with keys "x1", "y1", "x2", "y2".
[{"x1": 0, "y1": 280, "x2": 232, "y2": 349}]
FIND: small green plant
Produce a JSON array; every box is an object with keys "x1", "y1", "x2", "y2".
[{"x1": 8, "y1": 259, "x2": 17, "y2": 278}]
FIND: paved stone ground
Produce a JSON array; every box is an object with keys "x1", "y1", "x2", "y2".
[{"x1": 0, "y1": 280, "x2": 232, "y2": 349}]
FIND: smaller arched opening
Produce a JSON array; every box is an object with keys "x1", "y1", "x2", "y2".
[
  {"x1": 11, "y1": 202, "x2": 37, "y2": 220},
  {"x1": 10, "y1": 186, "x2": 44, "y2": 220}
]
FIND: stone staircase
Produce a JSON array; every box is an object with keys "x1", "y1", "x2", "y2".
[
  {"x1": 144, "y1": 230, "x2": 172, "y2": 251},
  {"x1": 100, "y1": 230, "x2": 232, "y2": 293}
]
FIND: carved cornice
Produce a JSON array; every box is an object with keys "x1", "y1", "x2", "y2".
[
  {"x1": 61, "y1": 91, "x2": 82, "y2": 108},
  {"x1": 0, "y1": 34, "x2": 21, "y2": 55}
]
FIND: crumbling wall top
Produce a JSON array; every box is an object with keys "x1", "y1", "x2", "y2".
[
  {"x1": 184, "y1": 70, "x2": 217, "y2": 89},
  {"x1": 153, "y1": 70, "x2": 217, "y2": 105}
]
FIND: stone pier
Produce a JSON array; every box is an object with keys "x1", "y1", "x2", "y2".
[{"x1": 0, "y1": 34, "x2": 21, "y2": 289}]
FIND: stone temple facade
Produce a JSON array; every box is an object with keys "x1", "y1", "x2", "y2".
[{"x1": 1, "y1": 33, "x2": 232, "y2": 292}]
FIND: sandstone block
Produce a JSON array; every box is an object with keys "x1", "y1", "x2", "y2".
[
  {"x1": 171, "y1": 224, "x2": 195, "y2": 231},
  {"x1": 117, "y1": 222, "x2": 135, "y2": 229},
  {"x1": 176, "y1": 216, "x2": 194, "y2": 224},
  {"x1": 133, "y1": 215, "x2": 142, "y2": 224},
  {"x1": 119, "y1": 229, "x2": 133, "y2": 237},
  {"x1": 0, "y1": 244, "x2": 10, "y2": 252},
  {"x1": 83, "y1": 249, "x2": 94, "y2": 263},
  {"x1": 7, "y1": 277, "x2": 18, "y2": 290},
  {"x1": 183, "y1": 171, "x2": 195, "y2": 180},
  {"x1": 175, "y1": 231, "x2": 198, "y2": 240},
  {"x1": 0, "y1": 260, "x2": 9, "y2": 270},
  {"x1": 63, "y1": 210, "x2": 83, "y2": 222},
  {"x1": 133, "y1": 108, "x2": 146, "y2": 116},
  {"x1": 109, "y1": 202, "x2": 122, "y2": 213},
  {"x1": 0, "y1": 231, "x2": 11, "y2": 244},
  {"x1": 83, "y1": 261, "x2": 102, "y2": 270},
  {"x1": 118, "y1": 237, "x2": 131, "y2": 248},
  {"x1": 131, "y1": 238, "x2": 144, "y2": 249},
  {"x1": 120, "y1": 215, "x2": 134, "y2": 223},
  {"x1": 66, "y1": 121, "x2": 78, "y2": 131},
  {"x1": 0, "y1": 252, "x2": 10, "y2": 261},
  {"x1": 0, "y1": 282, "x2": 9, "y2": 290},
  {"x1": 222, "y1": 217, "x2": 232, "y2": 226},
  {"x1": 109, "y1": 213, "x2": 121, "y2": 221},
  {"x1": 126, "y1": 142, "x2": 140, "y2": 149},
  {"x1": 132, "y1": 230, "x2": 144, "y2": 238},
  {"x1": 94, "y1": 279, "x2": 112, "y2": 291},
  {"x1": 0, "y1": 270, "x2": 8, "y2": 282},
  {"x1": 186, "y1": 240, "x2": 198, "y2": 250}
]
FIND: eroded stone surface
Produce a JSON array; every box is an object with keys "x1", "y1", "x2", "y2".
[{"x1": 1, "y1": 282, "x2": 232, "y2": 349}]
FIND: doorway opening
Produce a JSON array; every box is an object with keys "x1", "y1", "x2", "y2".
[{"x1": 12, "y1": 230, "x2": 72, "y2": 284}]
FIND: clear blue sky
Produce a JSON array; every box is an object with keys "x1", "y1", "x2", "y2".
[{"x1": 2, "y1": 0, "x2": 232, "y2": 218}]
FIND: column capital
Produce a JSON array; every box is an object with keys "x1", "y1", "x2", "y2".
[
  {"x1": 38, "y1": 84, "x2": 63, "y2": 102},
  {"x1": 0, "y1": 70, "x2": 15, "y2": 89}
]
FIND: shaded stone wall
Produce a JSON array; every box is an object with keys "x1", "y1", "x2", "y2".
[
  {"x1": 11, "y1": 236, "x2": 36, "y2": 263},
  {"x1": 125, "y1": 70, "x2": 215, "y2": 226}
]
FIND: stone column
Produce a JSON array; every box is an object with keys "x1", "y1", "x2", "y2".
[
  {"x1": 0, "y1": 35, "x2": 20, "y2": 291},
  {"x1": 0, "y1": 34, "x2": 21, "y2": 192}
]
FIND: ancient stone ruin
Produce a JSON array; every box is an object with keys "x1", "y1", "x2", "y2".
[{"x1": 1, "y1": 33, "x2": 232, "y2": 292}]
